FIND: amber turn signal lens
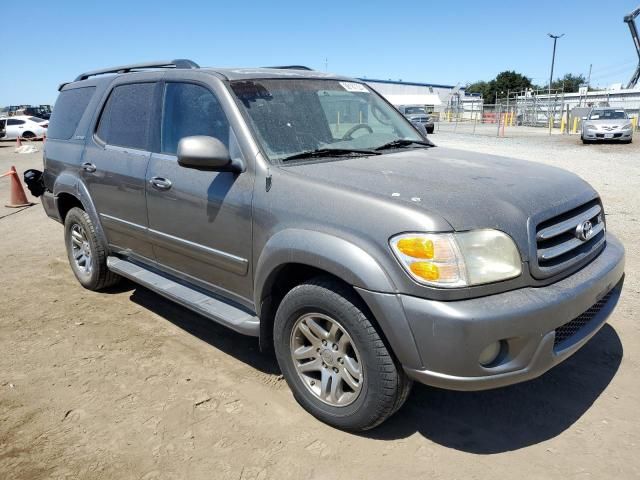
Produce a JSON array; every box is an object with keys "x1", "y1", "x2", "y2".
[
  {"x1": 396, "y1": 237, "x2": 434, "y2": 259},
  {"x1": 409, "y1": 262, "x2": 440, "y2": 280}
]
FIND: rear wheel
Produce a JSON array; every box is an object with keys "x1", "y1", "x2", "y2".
[
  {"x1": 274, "y1": 277, "x2": 411, "y2": 431},
  {"x1": 21, "y1": 131, "x2": 36, "y2": 140},
  {"x1": 64, "y1": 207, "x2": 120, "y2": 290}
]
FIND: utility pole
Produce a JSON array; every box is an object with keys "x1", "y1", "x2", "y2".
[
  {"x1": 547, "y1": 33, "x2": 564, "y2": 90},
  {"x1": 547, "y1": 33, "x2": 564, "y2": 135}
]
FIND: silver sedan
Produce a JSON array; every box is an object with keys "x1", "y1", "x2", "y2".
[{"x1": 581, "y1": 108, "x2": 634, "y2": 144}]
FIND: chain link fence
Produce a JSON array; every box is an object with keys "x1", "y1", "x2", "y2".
[{"x1": 435, "y1": 89, "x2": 640, "y2": 138}]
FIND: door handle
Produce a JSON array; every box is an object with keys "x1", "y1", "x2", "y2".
[
  {"x1": 150, "y1": 176, "x2": 172, "y2": 190},
  {"x1": 82, "y1": 162, "x2": 97, "y2": 173}
]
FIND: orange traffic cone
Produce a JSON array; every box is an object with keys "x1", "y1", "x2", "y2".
[
  {"x1": 0, "y1": 166, "x2": 34, "y2": 208},
  {"x1": 15, "y1": 135, "x2": 22, "y2": 148}
]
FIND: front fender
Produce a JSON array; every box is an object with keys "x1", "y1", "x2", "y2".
[
  {"x1": 254, "y1": 229, "x2": 423, "y2": 368},
  {"x1": 254, "y1": 229, "x2": 395, "y2": 306}
]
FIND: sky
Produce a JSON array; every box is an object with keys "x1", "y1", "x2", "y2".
[{"x1": 2, "y1": 0, "x2": 639, "y2": 105}]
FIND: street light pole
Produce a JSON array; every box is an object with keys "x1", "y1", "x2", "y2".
[
  {"x1": 547, "y1": 33, "x2": 564, "y2": 134},
  {"x1": 548, "y1": 33, "x2": 564, "y2": 89}
]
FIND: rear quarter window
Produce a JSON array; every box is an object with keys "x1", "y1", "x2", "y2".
[{"x1": 48, "y1": 87, "x2": 96, "y2": 140}]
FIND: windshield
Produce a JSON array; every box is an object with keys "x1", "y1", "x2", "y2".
[
  {"x1": 230, "y1": 79, "x2": 423, "y2": 161},
  {"x1": 589, "y1": 110, "x2": 627, "y2": 120},
  {"x1": 404, "y1": 106, "x2": 427, "y2": 115}
]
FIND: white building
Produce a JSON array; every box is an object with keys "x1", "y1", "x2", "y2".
[{"x1": 360, "y1": 78, "x2": 467, "y2": 113}]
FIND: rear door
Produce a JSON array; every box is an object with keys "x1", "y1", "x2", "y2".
[
  {"x1": 82, "y1": 82, "x2": 158, "y2": 260},
  {"x1": 145, "y1": 81, "x2": 254, "y2": 303},
  {"x1": 6, "y1": 118, "x2": 25, "y2": 139}
]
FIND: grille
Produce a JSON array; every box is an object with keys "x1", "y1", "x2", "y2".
[
  {"x1": 534, "y1": 200, "x2": 606, "y2": 278},
  {"x1": 554, "y1": 289, "x2": 614, "y2": 348},
  {"x1": 596, "y1": 133, "x2": 623, "y2": 138}
]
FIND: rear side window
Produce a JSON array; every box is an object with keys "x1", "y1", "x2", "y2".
[
  {"x1": 161, "y1": 82, "x2": 229, "y2": 154},
  {"x1": 7, "y1": 119, "x2": 25, "y2": 125},
  {"x1": 48, "y1": 87, "x2": 95, "y2": 139},
  {"x1": 96, "y1": 83, "x2": 155, "y2": 150}
]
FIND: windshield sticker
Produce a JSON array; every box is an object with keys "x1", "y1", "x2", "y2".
[{"x1": 339, "y1": 82, "x2": 369, "y2": 93}]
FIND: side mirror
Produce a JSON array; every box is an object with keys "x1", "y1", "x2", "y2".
[
  {"x1": 582, "y1": 116, "x2": 588, "y2": 120},
  {"x1": 177, "y1": 136, "x2": 242, "y2": 172},
  {"x1": 411, "y1": 121, "x2": 428, "y2": 139}
]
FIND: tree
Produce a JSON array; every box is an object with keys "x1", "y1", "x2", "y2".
[
  {"x1": 548, "y1": 73, "x2": 586, "y2": 93},
  {"x1": 466, "y1": 71, "x2": 533, "y2": 103}
]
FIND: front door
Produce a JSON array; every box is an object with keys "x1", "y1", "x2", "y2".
[
  {"x1": 146, "y1": 82, "x2": 254, "y2": 304},
  {"x1": 82, "y1": 82, "x2": 158, "y2": 259}
]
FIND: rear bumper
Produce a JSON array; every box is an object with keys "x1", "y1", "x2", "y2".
[
  {"x1": 41, "y1": 191, "x2": 62, "y2": 222},
  {"x1": 359, "y1": 234, "x2": 625, "y2": 391}
]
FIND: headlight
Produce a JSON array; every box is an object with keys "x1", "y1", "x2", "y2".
[
  {"x1": 390, "y1": 230, "x2": 522, "y2": 288},
  {"x1": 622, "y1": 123, "x2": 632, "y2": 130},
  {"x1": 585, "y1": 124, "x2": 598, "y2": 130}
]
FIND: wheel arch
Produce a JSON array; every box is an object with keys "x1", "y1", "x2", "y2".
[
  {"x1": 53, "y1": 174, "x2": 109, "y2": 249},
  {"x1": 254, "y1": 230, "x2": 401, "y2": 353}
]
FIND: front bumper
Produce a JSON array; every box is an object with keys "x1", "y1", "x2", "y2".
[
  {"x1": 583, "y1": 128, "x2": 633, "y2": 141},
  {"x1": 358, "y1": 234, "x2": 625, "y2": 391}
]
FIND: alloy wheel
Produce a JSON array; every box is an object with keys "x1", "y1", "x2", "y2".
[{"x1": 290, "y1": 313, "x2": 363, "y2": 407}]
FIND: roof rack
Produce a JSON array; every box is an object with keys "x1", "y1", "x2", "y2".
[
  {"x1": 73, "y1": 59, "x2": 200, "y2": 82},
  {"x1": 263, "y1": 65, "x2": 313, "y2": 71}
]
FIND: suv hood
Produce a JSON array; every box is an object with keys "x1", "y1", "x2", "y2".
[{"x1": 283, "y1": 147, "x2": 598, "y2": 261}]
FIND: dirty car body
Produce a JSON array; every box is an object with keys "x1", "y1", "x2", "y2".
[{"x1": 39, "y1": 60, "x2": 625, "y2": 430}]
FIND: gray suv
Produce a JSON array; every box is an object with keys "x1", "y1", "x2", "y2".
[{"x1": 39, "y1": 60, "x2": 625, "y2": 431}]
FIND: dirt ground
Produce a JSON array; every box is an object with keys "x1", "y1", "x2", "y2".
[{"x1": 1, "y1": 133, "x2": 639, "y2": 480}]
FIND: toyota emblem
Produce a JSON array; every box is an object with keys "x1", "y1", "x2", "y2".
[{"x1": 575, "y1": 220, "x2": 594, "y2": 241}]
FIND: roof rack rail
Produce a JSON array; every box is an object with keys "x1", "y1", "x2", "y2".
[
  {"x1": 263, "y1": 65, "x2": 313, "y2": 71},
  {"x1": 73, "y1": 59, "x2": 200, "y2": 82}
]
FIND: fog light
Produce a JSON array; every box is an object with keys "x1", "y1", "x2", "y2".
[{"x1": 479, "y1": 341, "x2": 502, "y2": 366}]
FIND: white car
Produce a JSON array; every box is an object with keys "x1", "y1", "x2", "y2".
[{"x1": 0, "y1": 115, "x2": 48, "y2": 141}]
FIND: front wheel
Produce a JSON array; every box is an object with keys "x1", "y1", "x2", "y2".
[{"x1": 274, "y1": 277, "x2": 411, "y2": 431}]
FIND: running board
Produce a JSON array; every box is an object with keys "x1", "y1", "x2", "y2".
[{"x1": 107, "y1": 256, "x2": 259, "y2": 336}]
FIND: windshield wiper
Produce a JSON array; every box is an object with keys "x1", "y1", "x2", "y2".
[
  {"x1": 280, "y1": 148, "x2": 381, "y2": 162},
  {"x1": 374, "y1": 139, "x2": 434, "y2": 151}
]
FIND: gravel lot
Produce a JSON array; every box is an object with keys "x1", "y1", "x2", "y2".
[{"x1": 1, "y1": 133, "x2": 638, "y2": 480}]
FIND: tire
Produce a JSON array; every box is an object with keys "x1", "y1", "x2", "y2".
[
  {"x1": 64, "y1": 207, "x2": 120, "y2": 291},
  {"x1": 21, "y1": 131, "x2": 36, "y2": 140},
  {"x1": 274, "y1": 276, "x2": 411, "y2": 431}
]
